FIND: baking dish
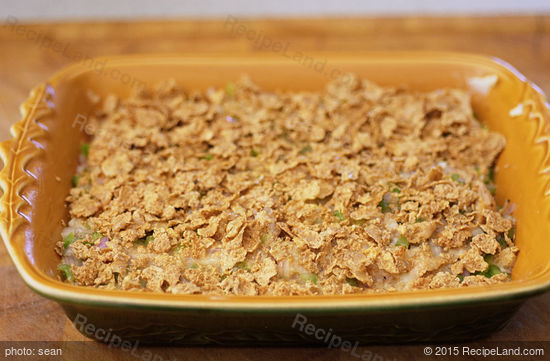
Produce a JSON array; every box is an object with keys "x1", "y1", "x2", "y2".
[{"x1": 1, "y1": 52, "x2": 550, "y2": 345}]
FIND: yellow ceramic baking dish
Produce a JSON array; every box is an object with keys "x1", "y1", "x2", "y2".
[{"x1": 1, "y1": 52, "x2": 549, "y2": 345}]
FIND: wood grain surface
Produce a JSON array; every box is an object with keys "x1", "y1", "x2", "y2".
[{"x1": 1, "y1": 15, "x2": 549, "y2": 360}]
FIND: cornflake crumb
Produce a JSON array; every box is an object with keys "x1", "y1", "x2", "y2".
[{"x1": 58, "y1": 74, "x2": 518, "y2": 295}]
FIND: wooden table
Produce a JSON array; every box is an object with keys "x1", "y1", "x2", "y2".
[{"x1": 1, "y1": 15, "x2": 549, "y2": 360}]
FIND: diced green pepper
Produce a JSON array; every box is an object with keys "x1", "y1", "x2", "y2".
[
  {"x1": 475, "y1": 256, "x2": 503, "y2": 278},
  {"x1": 171, "y1": 244, "x2": 184, "y2": 255},
  {"x1": 485, "y1": 166, "x2": 495, "y2": 183},
  {"x1": 484, "y1": 264, "x2": 502, "y2": 278},
  {"x1": 333, "y1": 210, "x2": 346, "y2": 222},
  {"x1": 260, "y1": 233, "x2": 270, "y2": 244},
  {"x1": 80, "y1": 143, "x2": 90, "y2": 157},
  {"x1": 57, "y1": 264, "x2": 74, "y2": 281},
  {"x1": 486, "y1": 183, "x2": 496, "y2": 195},
  {"x1": 72, "y1": 175, "x2": 80, "y2": 187},
  {"x1": 474, "y1": 165, "x2": 481, "y2": 175},
  {"x1": 300, "y1": 273, "x2": 318, "y2": 284},
  {"x1": 483, "y1": 166, "x2": 496, "y2": 195},
  {"x1": 496, "y1": 233, "x2": 508, "y2": 249},
  {"x1": 346, "y1": 277, "x2": 360, "y2": 287},
  {"x1": 378, "y1": 198, "x2": 391, "y2": 213},
  {"x1": 134, "y1": 235, "x2": 154, "y2": 247},
  {"x1": 225, "y1": 82, "x2": 235, "y2": 96},
  {"x1": 395, "y1": 235, "x2": 409, "y2": 249},
  {"x1": 235, "y1": 261, "x2": 248, "y2": 271},
  {"x1": 507, "y1": 227, "x2": 516, "y2": 241},
  {"x1": 199, "y1": 154, "x2": 214, "y2": 161},
  {"x1": 299, "y1": 144, "x2": 312, "y2": 155},
  {"x1": 63, "y1": 233, "x2": 76, "y2": 249}
]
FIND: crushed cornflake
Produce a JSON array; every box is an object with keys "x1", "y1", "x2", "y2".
[{"x1": 56, "y1": 74, "x2": 518, "y2": 295}]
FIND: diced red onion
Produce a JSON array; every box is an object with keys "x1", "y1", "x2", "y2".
[{"x1": 97, "y1": 236, "x2": 109, "y2": 249}]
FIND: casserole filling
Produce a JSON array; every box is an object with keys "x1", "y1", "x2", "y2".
[{"x1": 57, "y1": 74, "x2": 518, "y2": 295}]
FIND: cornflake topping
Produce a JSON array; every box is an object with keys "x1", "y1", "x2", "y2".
[{"x1": 57, "y1": 74, "x2": 518, "y2": 295}]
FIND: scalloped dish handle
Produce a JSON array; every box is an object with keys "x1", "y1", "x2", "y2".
[{"x1": 0, "y1": 84, "x2": 51, "y2": 244}]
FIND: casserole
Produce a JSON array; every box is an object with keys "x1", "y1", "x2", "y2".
[{"x1": 1, "y1": 52, "x2": 549, "y2": 344}]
